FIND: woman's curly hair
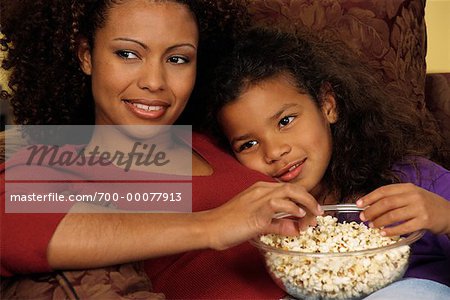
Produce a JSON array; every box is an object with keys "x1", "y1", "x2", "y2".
[
  {"x1": 0, "y1": 0, "x2": 250, "y2": 127},
  {"x1": 210, "y1": 27, "x2": 447, "y2": 201}
]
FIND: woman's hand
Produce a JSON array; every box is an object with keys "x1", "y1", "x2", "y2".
[
  {"x1": 357, "y1": 183, "x2": 450, "y2": 237},
  {"x1": 46, "y1": 182, "x2": 322, "y2": 268},
  {"x1": 203, "y1": 181, "x2": 323, "y2": 250}
]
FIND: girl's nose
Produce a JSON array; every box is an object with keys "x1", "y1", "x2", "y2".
[
  {"x1": 264, "y1": 139, "x2": 291, "y2": 164},
  {"x1": 137, "y1": 62, "x2": 166, "y2": 92}
]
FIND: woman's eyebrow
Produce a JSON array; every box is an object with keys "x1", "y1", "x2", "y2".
[
  {"x1": 167, "y1": 43, "x2": 197, "y2": 51},
  {"x1": 113, "y1": 37, "x2": 148, "y2": 49},
  {"x1": 112, "y1": 38, "x2": 197, "y2": 51}
]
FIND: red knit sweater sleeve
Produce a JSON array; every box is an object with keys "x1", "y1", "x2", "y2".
[{"x1": 1, "y1": 164, "x2": 66, "y2": 276}]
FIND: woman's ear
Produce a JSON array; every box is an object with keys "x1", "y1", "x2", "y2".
[
  {"x1": 77, "y1": 38, "x2": 92, "y2": 75},
  {"x1": 320, "y1": 84, "x2": 338, "y2": 124}
]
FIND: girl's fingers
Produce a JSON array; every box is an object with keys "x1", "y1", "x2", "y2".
[
  {"x1": 360, "y1": 195, "x2": 408, "y2": 222},
  {"x1": 368, "y1": 206, "x2": 417, "y2": 230},
  {"x1": 377, "y1": 219, "x2": 421, "y2": 237},
  {"x1": 356, "y1": 183, "x2": 413, "y2": 208}
]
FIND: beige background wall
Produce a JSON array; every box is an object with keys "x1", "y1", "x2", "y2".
[{"x1": 425, "y1": 0, "x2": 450, "y2": 73}]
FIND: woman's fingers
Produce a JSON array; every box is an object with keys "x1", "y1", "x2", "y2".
[
  {"x1": 267, "y1": 214, "x2": 317, "y2": 236},
  {"x1": 246, "y1": 181, "x2": 322, "y2": 217},
  {"x1": 269, "y1": 183, "x2": 323, "y2": 216},
  {"x1": 266, "y1": 197, "x2": 310, "y2": 218},
  {"x1": 217, "y1": 181, "x2": 323, "y2": 244},
  {"x1": 267, "y1": 218, "x2": 300, "y2": 236}
]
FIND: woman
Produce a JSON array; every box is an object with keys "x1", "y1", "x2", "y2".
[{"x1": 0, "y1": 1, "x2": 322, "y2": 298}]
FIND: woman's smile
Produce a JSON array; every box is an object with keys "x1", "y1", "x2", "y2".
[{"x1": 123, "y1": 99, "x2": 170, "y2": 119}]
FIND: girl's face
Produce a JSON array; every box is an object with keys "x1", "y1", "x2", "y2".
[
  {"x1": 218, "y1": 75, "x2": 338, "y2": 195},
  {"x1": 78, "y1": 0, "x2": 198, "y2": 126}
]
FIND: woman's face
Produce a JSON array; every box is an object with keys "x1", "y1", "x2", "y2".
[
  {"x1": 78, "y1": 0, "x2": 198, "y2": 126},
  {"x1": 218, "y1": 75, "x2": 338, "y2": 195}
]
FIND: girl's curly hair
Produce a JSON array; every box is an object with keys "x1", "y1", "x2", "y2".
[
  {"x1": 210, "y1": 27, "x2": 447, "y2": 200},
  {"x1": 0, "y1": 0, "x2": 250, "y2": 127}
]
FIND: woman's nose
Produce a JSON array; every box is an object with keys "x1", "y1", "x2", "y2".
[
  {"x1": 137, "y1": 61, "x2": 166, "y2": 91},
  {"x1": 264, "y1": 139, "x2": 291, "y2": 164}
]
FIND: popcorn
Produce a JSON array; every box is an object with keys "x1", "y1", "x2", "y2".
[{"x1": 259, "y1": 215, "x2": 410, "y2": 300}]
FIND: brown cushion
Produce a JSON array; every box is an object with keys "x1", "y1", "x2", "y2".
[
  {"x1": 248, "y1": 0, "x2": 427, "y2": 110},
  {"x1": 1, "y1": 263, "x2": 165, "y2": 300}
]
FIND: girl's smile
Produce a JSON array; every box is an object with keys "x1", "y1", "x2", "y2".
[{"x1": 273, "y1": 158, "x2": 307, "y2": 182}]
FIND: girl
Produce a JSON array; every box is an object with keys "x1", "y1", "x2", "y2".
[
  {"x1": 1, "y1": 2, "x2": 322, "y2": 299},
  {"x1": 211, "y1": 28, "x2": 450, "y2": 297}
]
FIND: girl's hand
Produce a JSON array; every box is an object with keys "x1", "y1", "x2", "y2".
[
  {"x1": 356, "y1": 183, "x2": 450, "y2": 237},
  {"x1": 204, "y1": 181, "x2": 323, "y2": 250}
]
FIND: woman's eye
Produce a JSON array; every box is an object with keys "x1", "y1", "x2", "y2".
[
  {"x1": 115, "y1": 50, "x2": 138, "y2": 60},
  {"x1": 237, "y1": 140, "x2": 258, "y2": 152},
  {"x1": 167, "y1": 56, "x2": 189, "y2": 64},
  {"x1": 279, "y1": 116, "x2": 295, "y2": 128}
]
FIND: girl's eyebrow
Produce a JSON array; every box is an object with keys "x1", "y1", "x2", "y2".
[
  {"x1": 113, "y1": 38, "x2": 197, "y2": 51},
  {"x1": 230, "y1": 103, "x2": 299, "y2": 145},
  {"x1": 231, "y1": 133, "x2": 252, "y2": 146},
  {"x1": 270, "y1": 103, "x2": 298, "y2": 120}
]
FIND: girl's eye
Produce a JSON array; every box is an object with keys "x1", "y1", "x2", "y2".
[
  {"x1": 237, "y1": 140, "x2": 258, "y2": 152},
  {"x1": 167, "y1": 56, "x2": 189, "y2": 64},
  {"x1": 115, "y1": 50, "x2": 138, "y2": 60},
  {"x1": 279, "y1": 116, "x2": 295, "y2": 128}
]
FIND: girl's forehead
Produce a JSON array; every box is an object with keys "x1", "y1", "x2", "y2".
[{"x1": 241, "y1": 73, "x2": 305, "y2": 97}]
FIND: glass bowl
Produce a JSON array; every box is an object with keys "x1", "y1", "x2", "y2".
[{"x1": 250, "y1": 204, "x2": 424, "y2": 300}]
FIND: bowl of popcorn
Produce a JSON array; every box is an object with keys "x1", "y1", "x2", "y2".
[{"x1": 250, "y1": 204, "x2": 424, "y2": 300}]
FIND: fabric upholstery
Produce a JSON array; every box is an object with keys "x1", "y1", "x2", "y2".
[{"x1": 248, "y1": 0, "x2": 427, "y2": 109}]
